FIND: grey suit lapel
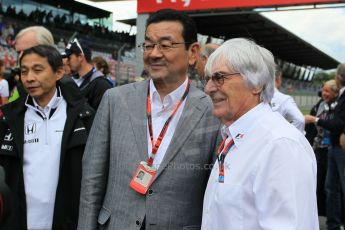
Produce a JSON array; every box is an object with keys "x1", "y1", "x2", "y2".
[
  {"x1": 154, "y1": 86, "x2": 208, "y2": 181},
  {"x1": 126, "y1": 80, "x2": 149, "y2": 161}
]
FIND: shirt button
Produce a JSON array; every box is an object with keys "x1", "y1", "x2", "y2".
[
  {"x1": 148, "y1": 189, "x2": 153, "y2": 195},
  {"x1": 136, "y1": 220, "x2": 141, "y2": 225}
]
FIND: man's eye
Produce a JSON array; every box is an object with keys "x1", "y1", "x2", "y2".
[
  {"x1": 160, "y1": 43, "x2": 171, "y2": 49},
  {"x1": 33, "y1": 69, "x2": 43, "y2": 73},
  {"x1": 144, "y1": 44, "x2": 154, "y2": 49},
  {"x1": 214, "y1": 73, "x2": 223, "y2": 81}
]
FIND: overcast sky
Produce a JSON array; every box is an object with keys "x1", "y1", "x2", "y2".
[
  {"x1": 262, "y1": 8, "x2": 345, "y2": 63},
  {"x1": 77, "y1": 0, "x2": 345, "y2": 64}
]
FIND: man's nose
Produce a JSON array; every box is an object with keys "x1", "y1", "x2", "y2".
[
  {"x1": 204, "y1": 79, "x2": 217, "y2": 95},
  {"x1": 149, "y1": 44, "x2": 163, "y2": 57},
  {"x1": 25, "y1": 72, "x2": 36, "y2": 82}
]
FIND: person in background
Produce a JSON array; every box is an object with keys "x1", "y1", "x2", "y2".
[
  {"x1": 57, "y1": 37, "x2": 66, "y2": 50},
  {"x1": 0, "y1": 45, "x2": 95, "y2": 230},
  {"x1": 306, "y1": 80, "x2": 338, "y2": 217},
  {"x1": 195, "y1": 43, "x2": 219, "y2": 83},
  {"x1": 15, "y1": 26, "x2": 54, "y2": 54},
  {"x1": 305, "y1": 88, "x2": 323, "y2": 146},
  {"x1": 271, "y1": 65, "x2": 304, "y2": 132},
  {"x1": 0, "y1": 60, "x2": 9, "y2": 105},
  {"x1": 91, "y1": 56, "x2": 116, "y2": 87},
  {"x1": 63, "y1": 38, "x2": 112, "y2": 110},
  {"x1": 305, "y1": 63, "x2": 345, "y2": 230},
  {"x1": 201, "y1": 38, "x2": 318, "y2": 230}
]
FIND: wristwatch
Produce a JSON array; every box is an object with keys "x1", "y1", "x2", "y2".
[{"x1": 314, "y1": 117, "x2": 319, "y2": 124}]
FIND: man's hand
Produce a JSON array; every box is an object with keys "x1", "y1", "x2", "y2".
[
  {"x1": 340, "y1": 133, "x2": 345, "y2": 150},
  {"x1": 304, "y1": 115, "x2": 317, "y2": 124}
]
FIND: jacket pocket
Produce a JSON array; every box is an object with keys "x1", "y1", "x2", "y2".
[
  {"x1": 98, "y1": 206, "x2": 111, "y2": 226},
  {"x1": 67, "y1": 120, "x2": 88, "y2": 149}
]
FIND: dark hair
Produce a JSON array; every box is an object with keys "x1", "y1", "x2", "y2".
[
  {"x1": 146, "y1": 9, "x2": 197, "y2": 49},
  {"x1": 92, "y1": 56, "x2": 109, "y2": 75},
  {"x1": 79, "y1": 41, "x2": 92, "y2": 62},
  {"x1": 20, "y1": 45, "x2": 63, "y2": 72}
]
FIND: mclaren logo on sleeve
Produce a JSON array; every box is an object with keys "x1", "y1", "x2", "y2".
[{"x1": 25, "y1": 123, "x2": 36, "y2": 135}]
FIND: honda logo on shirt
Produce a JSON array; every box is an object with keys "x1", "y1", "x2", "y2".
[{"x1": 25, "y1": 123, "x2": 36, "y2": 135}]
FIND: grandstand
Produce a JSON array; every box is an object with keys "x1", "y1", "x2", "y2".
[{"x1": 0, "y1": 0, "x2": 137, "y2": 84}]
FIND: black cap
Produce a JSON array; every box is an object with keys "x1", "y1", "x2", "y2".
[{"x1": 61, "y1": 38, "x2": 91, "y2": 61}]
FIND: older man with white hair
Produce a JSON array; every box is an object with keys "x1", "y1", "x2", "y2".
[{"x1": 201, "y1": 38, "x2": 318, "y2": 230}]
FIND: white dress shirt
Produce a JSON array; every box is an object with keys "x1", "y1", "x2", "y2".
[
  {"x1": 147, "y1": 78, "x2": 188, "y2": 169},
  {"x1": 202, "y1": 103, "x2": 318, "y2": 230},
  {"x1": 271, "y1": 88, "x2": 305, "y2": 132}
]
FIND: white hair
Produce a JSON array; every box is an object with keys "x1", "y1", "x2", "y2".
[
  {"x1": 15, "y1": 26, "x2": 54, "y2": 46},
  {"x1": 205, "y1": 38, "x2": 276, "y2": 103}
]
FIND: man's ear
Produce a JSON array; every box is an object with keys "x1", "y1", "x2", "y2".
[
  {"x1": 56, "y1": 67, "x2": 64, "y2": 81},
  {"x1": 252, "y1": 87, "x2": 263, "y2": 95},
  {"x1": 188, "y1": 42, "x2": 200, "y2": 66}
]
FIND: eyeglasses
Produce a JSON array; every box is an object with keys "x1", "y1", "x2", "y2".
[
  {"x1": 205, "y1": 72, "x2": 241, "y2": 86},
  {"x1": 71, "y1": 38, "x2": 84, "y2": 55},
  {"x1": 138, "y1": 40, "x2": 190, "y2": 53}
]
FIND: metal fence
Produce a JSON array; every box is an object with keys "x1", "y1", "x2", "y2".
[{"x1": 292, "y1": 95, "x2": 320, "y2": 113}]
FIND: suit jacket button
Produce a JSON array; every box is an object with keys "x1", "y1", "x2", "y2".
[
  {"x1": 148, "y1": 189, "x2": 153, "y2": 195},
  {"x1": 136, "y1": 220, "x2": 141, "y2": 225}
]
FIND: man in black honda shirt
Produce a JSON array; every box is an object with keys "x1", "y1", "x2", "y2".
[
  {"x1": 63, "y1": 38, "x2": 112, "y2": 110},
  {"x1": 0, "y1": 45, "x2": 95, "y2": 230}
]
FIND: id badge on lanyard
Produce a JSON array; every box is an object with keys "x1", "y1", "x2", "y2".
[
  {"x1": 129, "y1": 161, "x2": 156, "y2": 194},
  {"x1": 217, "y1": 136, "x2": 235, "y2": 183},
  {"x1": 130, "y1": 80, "x2": 190, "y2": 195}
]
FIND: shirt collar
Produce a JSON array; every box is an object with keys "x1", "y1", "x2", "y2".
[
  {"x1": 149, "y1": 77, "x2": 189, "y2": 107},
  {"x1": 221, "y1": 103, "x2": 271, "y2": 147},
  {"x1": 25, "y1": 87, "x2": 62, "y2": 113}
]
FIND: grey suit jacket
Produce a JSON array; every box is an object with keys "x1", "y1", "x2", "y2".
[{"x1": 78, "y1": 79, "x2": 220, "y2": 230}]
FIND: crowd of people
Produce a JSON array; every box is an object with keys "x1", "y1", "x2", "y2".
[
  {"x1": 1, "y1": 4, "x2": 135, "y2": 44},
  {"x1": 0, "y1": 7, "x2": 344, "y2": 230}
]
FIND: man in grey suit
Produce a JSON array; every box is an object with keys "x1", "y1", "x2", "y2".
[{"x1": 78, "y1": 9, "x2": 220, "y2": 230}]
